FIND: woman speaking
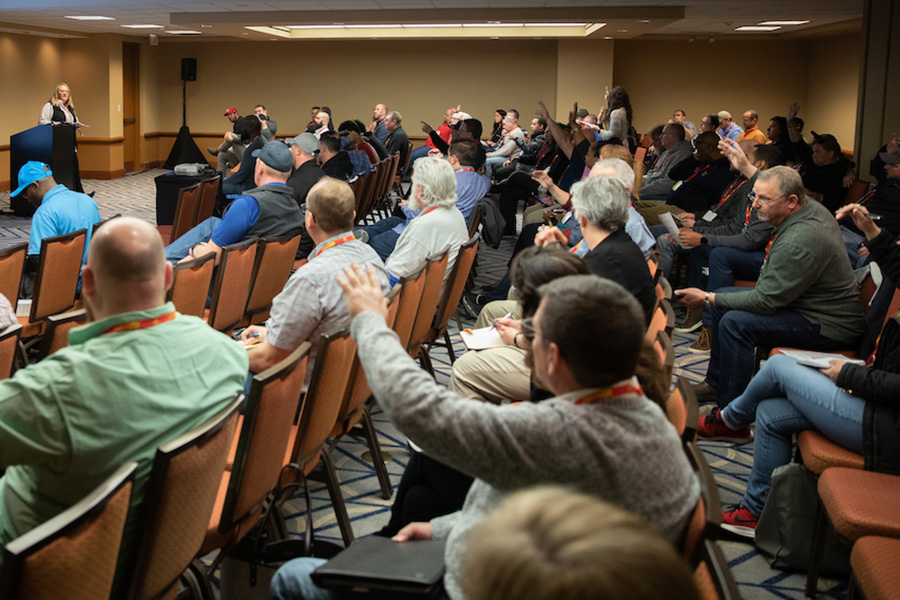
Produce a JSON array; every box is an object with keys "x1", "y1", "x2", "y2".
[{"x1": 37, "y1": 82, "x2": 84, "y2": 192}]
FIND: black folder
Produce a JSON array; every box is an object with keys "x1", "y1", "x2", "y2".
[{"x1": 311, "y1": 536, "x2": 446, "y2": 599}]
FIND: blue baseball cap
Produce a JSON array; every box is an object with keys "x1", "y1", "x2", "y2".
[
  {"x1": 251, "y1": 141, "x2": 293, "y2": 173},
  {"x1": 11, "y1": 161, "x2": 53, "y2": 197}
]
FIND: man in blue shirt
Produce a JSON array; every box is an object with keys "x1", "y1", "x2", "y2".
[
  {"x1": 164, "y1": 141, "x2": 303, "y2": 264},
  {"x1": 12, "y1": 161, "x2": 101, "y2": 295}
]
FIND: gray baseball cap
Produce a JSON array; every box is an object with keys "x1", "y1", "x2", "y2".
[
  {"x1": 286, "y1": 132, "x2": 320, "y2": 155},
  {"x1": 251, "y1": 141, "x2": 293, "y2": 172}
]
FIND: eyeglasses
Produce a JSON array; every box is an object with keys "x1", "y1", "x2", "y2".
[{"x1": 750, "y1": 191, "x2": 786, "y2": 206}]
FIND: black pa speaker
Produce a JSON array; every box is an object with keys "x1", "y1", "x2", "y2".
[{"x1": 181, "y1": 58, "x2": 197, "y2": 82}]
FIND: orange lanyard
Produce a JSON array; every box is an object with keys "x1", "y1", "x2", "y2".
[
  {"x1": 764, "y1": 234, "x2": 776, "y2": 260},
  {"x1": 683, "y1": 163, "x2": 710, "y2": 184},
  {"x1": 103, "y1": 311, "x2": 176, "y2": 335},
  {"x1": 421, "y1": 205, "x2": 439, "y2": 217},
  {"x1": 718, "y1": 178, "x2": 748, "y2": 207},
  {"x1": 574, "y1": 383, "x2": 643, "y2": 405},
  {"x1": 315, "y1": 234, "x2": 355, "y2": 257},
  {"x1": 454, "y1": 167, "x2": 475, "y2": 174}
]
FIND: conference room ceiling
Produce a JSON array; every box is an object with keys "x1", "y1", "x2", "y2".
[{"x1": 0, "y1": 0, "x2": 862, "y2": 42}]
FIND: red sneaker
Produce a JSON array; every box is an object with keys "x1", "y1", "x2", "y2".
[
  {"x1": 721, "y1": 505, "x2": 759, "y2": 538},
  {"x1": 697, "y1": 409, "x2": 753, "y2": 444}
]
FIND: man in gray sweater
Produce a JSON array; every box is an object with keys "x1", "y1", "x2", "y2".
[
  {"x1": 270, "y1": 270, "x2": 698, "y2": 600},
  {"x1": 676, "y1": 166, "x2": 865, "y2": 412}
]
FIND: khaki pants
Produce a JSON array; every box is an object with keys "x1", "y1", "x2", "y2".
[{"x1": 634, "y1": 200, "x2": 682, "y2": 226}]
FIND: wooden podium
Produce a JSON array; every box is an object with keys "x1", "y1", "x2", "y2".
[{"x1": 9, "y1": 124, "x2": 80, "y2": 217}]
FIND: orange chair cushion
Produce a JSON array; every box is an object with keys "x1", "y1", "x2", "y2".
[
  {"x1": 225, "y1": 415, "x2": 244, "y2": 471},
  {"x1": 797, "y1": 430, "x2": 864, "y2": 475},
  {"x1": 156, "y1": 225, "x2": 173, "y2": 246},
  {"x1": 818, "y1": 468, "x2": 900, "y2": 541},
  {"x1": 851, "y1": 536, "x2": 900, "y2": 600}
]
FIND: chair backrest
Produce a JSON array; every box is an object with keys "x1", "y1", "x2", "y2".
[
  {"x1": 207, "y1": 237, "x2": 259, "y2": 333},
  {"x1": 693, "y1": 539, "x2": 742, "y2": 600},
  {"x1": 844, "y1": 179, "x2": 870, "y2": 206},
  {"x1": 647, "y1": 253, "x2": 661, "y2": 285},
  {"x1": 30, "y1": 229, "x2": 87, "y2": 324},
  {"x1": 430, "y1": 236, "x2": 479, "y2": 340},
  {"x1": 654, "y1": 329, "x2": 675, "y2": 384},
  {"x1": 466, "y1": 203, "x2": 484, "y2": 239},
  {"x1": 645, "y1": 297, "x2": 675, "y2": 343},
  {"x1": 92, "y1": 213, "x2": 121, "y2": 237},
  {"x1": 244, "y1": 233, "x2": 303, "y2": 324},
  {"x1": 290, "y1": 328, "x2": 356, "y2": 470},
  {"x1": 125, "y1": 396, "x2": 243, "y2": 600},
  {"x1": 634, "y1": 146, "x2": 648, "y2": 166},
  {"x1": 0, "y1": 242, "x2": 27, "y2": 311},
  {"x1": 680, "y1": 442, "x2": 722, "y2": 568},
  {"x1": 357, "y1": 161, "x2": 383, "y2": 223},
  {"x1": 407, "y1": 251, "x2": 450, "y2": 356},
  {"x1": 220, "y1": 344, "x2": 311, "y2": 534},
  {"x1": 0, "y1": 324, "x2": 22, "y2": 379},
  {"x1": 170, "y1": 181, "x2": 203, "y2": 241},
  {"x1": 381, "y1": 153, "x2": 400, "y2": 200},
  {"x1": 167, "y1": 252, "x2": 216, "y2": 318},
  {"x1": 0, "y1": 462, "x2": 136, "y2": 600},
  {"x1": 196, "y1": 176, "x2": 220, "y2": 224},
  {"x1": 336, "y1": 285, "x2": 402, "y2": 436},
  {"x1": 391, "y1": 266, "x2": 427, "y2": 351},
  {"x1": 401, "y1": 140, "x2": 414, "y2": 176},
  {"x1": 35, "y1": 309, "x2": 86, "y2": 362},
  {"x1": 349, "y1": 175, "x2": 365, "y2": 206},
  {"x1": 666, "y1": 376, "x2": 699, "y2": 445}
]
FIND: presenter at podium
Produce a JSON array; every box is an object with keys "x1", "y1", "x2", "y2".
[{"x1": 36, "y1": 82, "x2": 84, "y2": 193}]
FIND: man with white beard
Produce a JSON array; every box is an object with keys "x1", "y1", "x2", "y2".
[{"x1": 384, "y1": 156, "x2": 469, "y2": 288}]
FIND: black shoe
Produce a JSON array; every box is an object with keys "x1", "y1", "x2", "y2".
[
  {"x1": 691, "y1": 381, "x2": 718, "y2": 404},
  {"x1": 460, "y1": 292, "x2": 487, "y2": 319}
]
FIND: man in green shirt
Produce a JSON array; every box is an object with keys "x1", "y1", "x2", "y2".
[{"x1": 0, "y1": 217, "x2": 248, "y2": 563}]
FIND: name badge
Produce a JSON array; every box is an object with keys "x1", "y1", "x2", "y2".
[{"x1": 702, "y1": 210, "x2": 717, "y2": 222}]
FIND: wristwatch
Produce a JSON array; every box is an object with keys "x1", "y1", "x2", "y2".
[{"x1": 704, "y1": 292, "x2": 712, "y2": 307}]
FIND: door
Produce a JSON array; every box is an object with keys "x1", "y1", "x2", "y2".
[{"x1": 122, "y1": 42, "x2": 140, "y2": 173}]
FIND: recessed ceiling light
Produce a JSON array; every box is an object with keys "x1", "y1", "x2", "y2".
[
  {"x1": 201, "y1": 24, "x2": 213, "y2": 28},
  {"x1": 603, "y1": 36, "x2": 613, "y2": 39},
  {"x1": 639, "y1": 19, "x2": 650, "y2": 23},
  {"x1": 734, "y1": 25, "x2": 781, "y2": 31},
  {"x1": 463, "y1": 23, "x2": 524, "y2": 27},
  {"x1": 617, "y1": 29, "x2": 628, "y2": 32},
  {"x1": 343, "y1": 24, "x2": 403, "y2": 29},
  {"x1": 526, "y1": 23, "x2": 587, "y2": 27},
  {"x1": 402, "y1": 23, "x2": 462, "y2": 28},
  {"x1": 166, "y1": 30, "x2": 202, "y2": 35},
  {"x1": 65, "y1": 15, "x2": 115, "y2": 21},
  {"x1": 121, "y1": 24, "x2": 163, "y2": 29},
  {"x1": 758, "y1": 20, "x2": 810, "y2": 26},
  {"x1": 286, "y1": 24, "x2": 343, "y2": 29}
]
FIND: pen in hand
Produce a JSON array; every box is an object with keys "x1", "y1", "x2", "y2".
[{"x1": 492, "y1": 311, "x2": 514, "y2": 331}]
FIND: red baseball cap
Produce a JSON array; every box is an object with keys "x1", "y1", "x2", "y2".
[{"x1": 224, "y1": 107, "x2": 238, "y2": 116}]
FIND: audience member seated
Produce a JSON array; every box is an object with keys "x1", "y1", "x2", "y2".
[
  {"x1": 425, "y1": 118, "x2": 486, "y2": 168},
  {"x1": 310, "y1": 110, "x2": 331, "y2": 139},
  {"x1": 384, "y1": 111, "x2": 410, "y2": 173},
  {"x1": 787, "y1": 102, "x2": 855, "y2": 213},
  {"x1": 840, "y1": 147, "x2": 900, "y2": 267},
  {"x1": 485, "y1": 113, "x2": 525, "y2": 179},
  {"x1": 672, "y1": 108, "x2": 697, "y2": 139},
  {"x1": 736, "y1": 110, "x2": 767, "y2": 145},
  {"x1": 253, "y1": 104, "x2": 277, "y2": 141},
  {"x1": 411, "y1": 106, "x2": 456, "y2": 167},
  {"x1": 207, "y1": 106, "x2": 248, "y2": 175},
  {"x1": 638, "y1": 123, "x2": 693, "y2": 200},
  {"x1": 241, "y1": 178, "x2": 388, "y2": 386},
  {"x1": 383, "y1": 157, "x2": 468, "y2": 288},
  {"x1": 355, "y1": 141, "x2": 488, "y2": 261},
  {"x1": 637, "y1": 130, "x2": 733, "y2": 224},
  {"x1": 699, "y1": 113, "x2": 719, "y2": 134},
  {"x1": 717, "y1": 110, "x2": 744, "y2": 141},
  {"x1": 661, "y1": 141, "x2": 783, "y2": 352},
  {"x1": 766, "y1": 116, "x2": 796, "y2": 164},
  {"x1": 222, "y1": 113, "x2": 265, "y2": 195},
  {"x1": 286, "y1": 133, "x2": 326, "y2": 207},
  {"x1": 11, "y1": 160, "x2": 101, "y2": 295},
  {"x1": 676, "y1": 166, "x2": 866, "y2": 410},
  {"x1": 368, "y1": 102, "x2": 389, "y2": 143},
  {"x1": 489, "y1": 109, "x2": 506, "y2": 144},
  {"x1": 462, "y1": 487, "x2": 701, "y2": 600},
  {"x1": 493, "y1": 116, "x2": 547, "y2": 181},
  {"x1": 870, "y1": 133, "x2": 899, "y2": 184},
  {"x1": 317, "y1": 132, "x2": 353, "y2": 182},
  {"x1": 337, "y1": 123, "x2": 372, "y2": 179},
  {"x1": 697, "y1": 201, "x2": 900, "y2": 537},
  {"x1": 0, "y1": 217, "x2": 247, "y2": 579},
  {"x1": 164, "y1": 141, "x2": 302, "y2": 264},
  {"x1": 268, "y1": 269, "x2": 699, "y2": 600}
]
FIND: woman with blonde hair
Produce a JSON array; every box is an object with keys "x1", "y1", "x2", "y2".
[{"x1": 39, "y1": 82, "x2": 78, "y2": 126}]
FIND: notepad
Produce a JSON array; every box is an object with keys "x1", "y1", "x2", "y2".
[
  {"x1": 778, "y1": 349, "x2": 865, "y2": 369},
  {"x1": 459, "y1": 326, "x2": 505, "y2": 350}
]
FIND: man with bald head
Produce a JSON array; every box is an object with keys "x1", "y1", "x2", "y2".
[
  {"x1": 0, "y1": 216, "x2": 247, "y2": 571},
  {"x1": 241, "y1": 177, "x2": 389, "y2": 385},
  {"x1": 369, "y1": 102, "x2": 389, "y2": 143}
]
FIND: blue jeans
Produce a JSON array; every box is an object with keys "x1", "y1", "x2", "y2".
[
  {"x1": 164, "y1": 217, "x2": 221, "y2": 262},
  {"x1": 359, "y1": 216, "x2": 403, "y2": 261},
  {"x1": 270, "y1": 557, "x2": 333, "y2": 600},
  {"x1": 705, "y1": 292, "x2": 843, "y2": 409},
  {"x1": 722, "y1": 354, "x2": 865, "y2": 516},
  {"x1": 841, "y1": 225, "x2": 870, "y2": 269},
  {"x1": 484, "y1": 155, "x2": 507, "y2": 179},
  {"x1": 703, "y1": 247, "x2": 764, "y2": 326}
]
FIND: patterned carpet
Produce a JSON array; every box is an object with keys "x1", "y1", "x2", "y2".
[{"x1": 0, "y1": 170, "x2": 850, "y2": 599}]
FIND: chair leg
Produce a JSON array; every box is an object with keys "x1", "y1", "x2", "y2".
[
  {"x1": 361, "y1": 406, "x2": 394, "y2": 500},
  {"x1": 418, "y1": 347, "x2": 435, "y2": 378},
  {"x1": 322, "y1": 451, "x2": 355, "y2": 547},
  {"x1": 805, "y1": 502, "x2": 829, "y2": 599},
  {"x1": 444, "y1": 330, "x2": 456, "y2": 363}
]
